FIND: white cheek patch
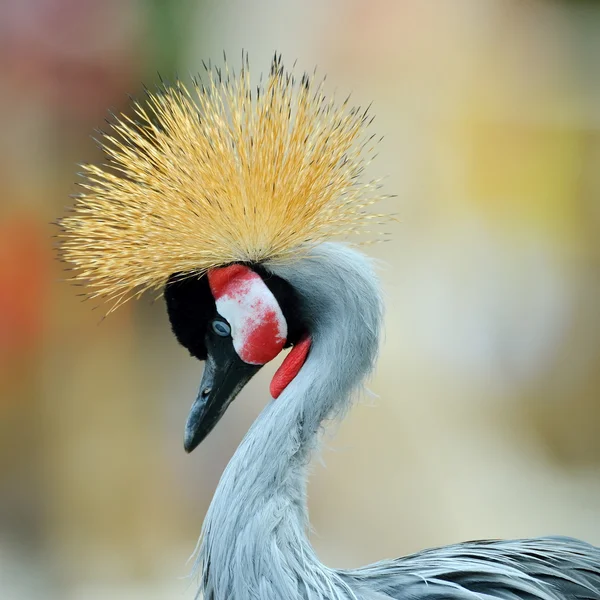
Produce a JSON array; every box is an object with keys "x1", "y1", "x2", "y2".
[{"x1": 207, "y1": 265, "x2": 287, "y2": 365}]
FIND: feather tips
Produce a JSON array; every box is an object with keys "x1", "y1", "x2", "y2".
[{"x1": 58, "y1": 54, "x2": 389, "y2": 311}]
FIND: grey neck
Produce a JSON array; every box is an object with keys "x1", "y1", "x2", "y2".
[{"x1": 196, "y1": 243, "x2": 383, "y2": 600}]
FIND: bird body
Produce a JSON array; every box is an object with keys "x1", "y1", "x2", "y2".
[
  {"x1": 196, "y1": 243, "x2": 382, "y2": 599},
  {"x1": 59, "y1": 55, "x2": 600, "y2": 600},
  {"x1": 195, "y1": 243, "x2": 600, "y2": 600},
  {"x1": 346, "y1": 537, "x2": 600, "y2": 600}
]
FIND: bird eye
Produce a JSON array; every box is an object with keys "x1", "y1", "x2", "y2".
[{"x1": 211, "y1": 319, "x2": 231, "y2": 337}]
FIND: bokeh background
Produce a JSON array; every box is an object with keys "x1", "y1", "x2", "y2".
[{"x1": 1, "y1": 0, "x2": 599, "y2": 598}]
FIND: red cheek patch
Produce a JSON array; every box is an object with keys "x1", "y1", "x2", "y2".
[
  {"x1": 270, "y1": 335, "x2": 312, "y2": 399},
  {"x1": 208, "y1": 265, "x2": 287, "y2": 365},
  {"x1": 207, "y1": 264, "x2": 249, "y2": 299}
]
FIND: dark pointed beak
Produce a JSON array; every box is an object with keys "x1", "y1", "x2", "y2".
[{"x1": 183, "y1": 336, "x2": 261, "y2": 453}]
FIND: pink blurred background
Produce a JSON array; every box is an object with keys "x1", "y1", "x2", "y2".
[{"x1": 1, "y1": 1, "x2": 599, "y2": 598}]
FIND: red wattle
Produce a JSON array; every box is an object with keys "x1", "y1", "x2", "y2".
[{"x1": 270, "y1": 335, "x2": 312, "y2": 399}]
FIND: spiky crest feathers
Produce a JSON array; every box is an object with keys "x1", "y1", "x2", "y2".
[{"x1": 59, "y1": 53, "x2": 390, "y2": 311}]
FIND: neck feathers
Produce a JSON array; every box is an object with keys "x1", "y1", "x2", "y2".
[
  {"x1": 196, "y1": 243, "x2": 383, "y2": 599},
  {"x1": 270, "y1": 243, "x2": 383, "y2": 439}
]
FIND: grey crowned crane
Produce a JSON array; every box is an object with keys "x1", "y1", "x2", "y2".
[{"x1": 60, "y1": 55, "x2": 600, "y2": 600}]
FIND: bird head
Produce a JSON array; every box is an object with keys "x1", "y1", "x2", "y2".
[
  {"x1": 58, "y1": 53, "x2": 390, "y2": 453},
  {"x1": 165, "y1": 262, "x2": 307, "y2": 452}
]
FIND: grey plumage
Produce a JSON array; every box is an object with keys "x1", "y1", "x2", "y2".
[
  {"x1": 344, "y1": 537, "x2": 600, "y2": 600},
  {"x1": 194, "y1": 243, "x2": 600, "y2": 600}
]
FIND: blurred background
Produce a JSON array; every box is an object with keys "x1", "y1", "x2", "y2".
[{"x1": 1, "y1": 0, "x2": 599, "y2": 597}]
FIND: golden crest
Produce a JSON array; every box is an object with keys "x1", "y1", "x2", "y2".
[{"x1": 59, "y1": 54, "x2": 389, "y2": 310}]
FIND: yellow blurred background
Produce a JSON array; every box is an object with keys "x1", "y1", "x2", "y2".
[{"x1": 1, "y1": 1, "x2": 599, "y2": 598}]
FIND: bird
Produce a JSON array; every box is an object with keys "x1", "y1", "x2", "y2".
[{"x1": 59, "y1": 53, "x2": 600, "y2": 600}]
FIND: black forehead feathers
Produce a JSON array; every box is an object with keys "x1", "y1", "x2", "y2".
[
  {"x1": 164, "y1": 264, "x2": 305, "y2": 361},
  {"x1": 164, "y1": 273, "x2": 214, "y2": 360}
]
